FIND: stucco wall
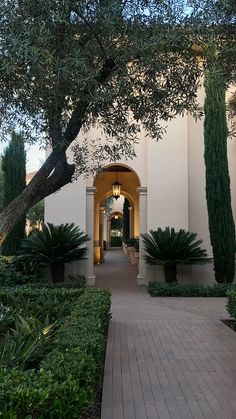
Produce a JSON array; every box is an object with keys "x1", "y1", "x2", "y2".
[
  {"x1": 147, "y1": 115, "x2": 189, "y2": 231},
  {"x1": 45, "y1": 92, "x2": 236, "y2": 286}
]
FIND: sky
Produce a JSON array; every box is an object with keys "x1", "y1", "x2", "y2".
[{"x1": 0, "y1": 143, "x2": 45, "y2": 173}]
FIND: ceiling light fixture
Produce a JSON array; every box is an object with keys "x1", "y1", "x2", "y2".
[{"x1": 112, "y1": 172, "x2": 121, "y2": 200}]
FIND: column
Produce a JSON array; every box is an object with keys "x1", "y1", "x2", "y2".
[
  {"x1": 99, "y1": 207, "x2": 105, "y2": 262},
  {"x1": 86, "y1": 187, "x2": 96, "y2": 286},
  {"x1": 94, "y1": 202, "x2": 100, "y2": 264},
  {"x1": 128, "y1": 207, "x2": 134, "y2": 238},
  {"x1": 107, "y1": 221, "x2": 111, "y2": 248},
  {"x1": 137, "y1": 187, "x2": 147, "y2": 285}
]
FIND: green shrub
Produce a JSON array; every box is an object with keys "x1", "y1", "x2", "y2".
[
  {"x1": 142, "y1": 227, "x2": 211, "y2": 283},
  {"x1": 19, "y1": 223, "x2": 89, "y2": 283},
  {"x1": 226, "y1": 290, "x2": 236, "y2": 319},
  {"x1": 127, "y1": 237, "x2": 137, "y2": 247},
  {"x1": 0, "y1": 256, "x2": 43, "y2": 286},
  {"x1": 0, "y1": 288, "x2": 111, "y2": 418},
  {"x1": 111, "y1": 236, "x2": 122, "y2": 247},
  {"x1": 148, "y1": 281, "x2": 236, "y2": 297}
]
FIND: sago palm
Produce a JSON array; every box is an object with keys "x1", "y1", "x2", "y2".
[
  {"x1": 142, "y1": 227, "x2": 211, "y2": 283},
  {"x1": 19, "y1": 223, "x2": 89, "y2": 283}
]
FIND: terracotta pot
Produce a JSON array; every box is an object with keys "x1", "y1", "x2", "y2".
[{"x1": 128, "y1": 247, "x2": 136, "y2": 264}]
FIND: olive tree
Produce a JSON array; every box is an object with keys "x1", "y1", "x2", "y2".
[{"x1": 0, "y1": 0, "x2": 233, "y2": 244}]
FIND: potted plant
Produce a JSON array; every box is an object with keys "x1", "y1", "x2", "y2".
[
  {"x1": 127, "y1": 238, "x2": 137, "y2": 264},
  {"x1": 122, "y1": 239, "x2": 128, "y2": 256},
  {"x1": 142, "y1": 227, "x2": 211, "y2": 283},
  {"x1": 134, "y1": 239, "x2": 139, "y2": 265}
]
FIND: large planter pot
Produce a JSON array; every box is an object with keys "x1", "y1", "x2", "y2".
[
  {"x1": 123, "y1": 242, "x2": 128, "y2": 256},
  {"x1": 128, "y1": 247, "x2": 136, "y2": 264}
]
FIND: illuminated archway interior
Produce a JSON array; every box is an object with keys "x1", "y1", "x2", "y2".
[{"x1": 93, "y1": 164, "x2": 140, "y2": 263}]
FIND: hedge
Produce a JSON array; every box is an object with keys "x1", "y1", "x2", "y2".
[
  {"x1": 148, "y1": 281, "x2": 236, "y2": 297},
  {"x1": 0, "y1": 288, "x2": 111, "y2": 418},
  {"x1": 226, "y1": 290, "x2": 236, "y2": 320}
]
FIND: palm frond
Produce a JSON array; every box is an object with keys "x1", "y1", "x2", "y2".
[
  {"x1": 19, "y1": 223, "x2": 89, "y2": 266},
  {"x1": 141, "y1": 227, "x2": 211, "y2": 266}
]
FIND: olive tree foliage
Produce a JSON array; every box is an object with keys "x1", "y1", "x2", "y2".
[{"x1": 0, "y1": 0, "x2": 230, "y2": 242}]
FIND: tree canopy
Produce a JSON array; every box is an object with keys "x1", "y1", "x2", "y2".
[{"x1": 0, "y1": 0, "x2": 235, "y2": 241}]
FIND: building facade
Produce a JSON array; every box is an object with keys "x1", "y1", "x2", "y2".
[{"x1": 45, "y1": 87, "x2": 236, "y2": 285}]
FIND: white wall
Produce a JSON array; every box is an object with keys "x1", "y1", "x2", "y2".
[
  {"x1": 147, "y1": 116, "x2": 189, "y2": 231},
  {"x1": 45, "y1": 176, "x2": 86, "y2": 231}
]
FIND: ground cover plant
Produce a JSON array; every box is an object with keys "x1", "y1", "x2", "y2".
[
  {"x1": 0, "y1": 287, "x2": 111, "y2": 418},
  {"x1": 226, "y1": 290, "x2": 236, "y2": 320},
  {"x1": 148, "y1": 282, "x2": 236, "y2": 297}
]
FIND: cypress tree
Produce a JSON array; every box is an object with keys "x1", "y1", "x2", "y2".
[
  {"x1": 1, "y1": 132, "x2": 26, "y2": 255},
  {"x1": 123, "y1": 198, "x2": 130, "y2": 241},
  {"x1": 204, "y1": 59, "x2": 235, "y2": 283}
]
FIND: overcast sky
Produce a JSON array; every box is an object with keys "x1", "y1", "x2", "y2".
[{"x1": 0, "y1": 143, "x2": 45, "y2": 173}]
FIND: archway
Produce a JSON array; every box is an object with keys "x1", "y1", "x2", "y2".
[
  {"x1": 93, "y1": 164, "x2": 140, "y2": 264},
  {"x1": 85, "y1": 163, "x2": 147, "y2": 285}
]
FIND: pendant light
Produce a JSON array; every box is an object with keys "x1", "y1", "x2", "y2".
[{"x1": 112, "y1": 172, "x2": 121, "y2": 200}]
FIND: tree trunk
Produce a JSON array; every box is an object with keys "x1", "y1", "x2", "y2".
[
  {"x1": 164, "y1": 263, "x2": 177, "y2": 283},
  {"x1": 50, "y1": 263, "x2": 65, "y2": 284},
  {"x1": 204, "y1": 59, "x2": 235, "y2": 283},
  {"x1": 0, "y1": 58, "x2": 116, "y2": 245},
  {"x1": 0, "y1": 149, "x2": 75, "y2": 244}
]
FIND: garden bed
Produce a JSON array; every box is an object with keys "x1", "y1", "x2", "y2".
[
  {"x1": 148, "y1": 281, "x2": 236, "y2": 297},
  {"x1": 0, "y1": 287, "x2": 111, "y2": 418}
]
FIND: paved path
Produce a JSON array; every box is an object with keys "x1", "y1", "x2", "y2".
[{"x1": 95, "y1": 249, "x2": 236, "y2": 419}]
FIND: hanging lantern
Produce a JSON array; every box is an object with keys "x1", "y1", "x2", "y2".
[{"x1": 112, "y1": 173, "x2": 121, "y2": 200}]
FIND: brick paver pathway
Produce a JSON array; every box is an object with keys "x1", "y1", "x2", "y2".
[{"x1": 95, "y1": 248, "x2": 236, "y2": 419}]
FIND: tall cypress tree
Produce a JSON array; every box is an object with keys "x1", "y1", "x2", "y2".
[
  {"x1": 123, "y1": 198, "x2": 130, "y2": 241},
  {"x1": 1, "y1": 132, "x2": 26, "y2": 255},
  {"x1": 204, "y1": 58, "x2": 235, "y2": 283}
]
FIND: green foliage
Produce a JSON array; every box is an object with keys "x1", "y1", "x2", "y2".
[
  {"x1": 0, "y1": 288, "x2": 111, "y2": 418},
  {"x1": 127, "y1": 238, "x2": 138, "y2": 247},
  {"x1": 27, "y1": 200, "x2": 44, "y2": 229},
  {"x1": 0, "y1": 256, "x2": 43, "y2": 286},
  {"x1": 0, "y1": 315, "x2": 56, "y2": 370},
  {"x1": 0, "y1": 1, "x2": 204, "y2": 167},
  {"x1": 1, "y1": 132, "x2": 26, "y2": 255},
  {"x1": 204, "y1": 59, "x2": 235, "y2": 283},
  {"x1": 226, "y1": 290, "x2": 236, "y2": 320},
  {"x1": 123, "y1": 198, "x2": 130, "y2": 241},
  {"x1": 0, "y1": 156, "x2": 4, "y2": 213},
  {"x1": 0, "y1": 287, "x2": 84, "y2": 334},
  {"x1": 110, "y1": 236, "x2": 122, "y2": 247},
  {"x1": 19, "y1": 223, "x2": 89, "y2": 283},
  {"x1": 111, "y1": 216, "x2": 123, "y2": 231},
  {"x1": 142, "y1": 227, "x2": 211, "y2": 283},
  {"x1": 148, "y1": 281, "x2": 236, "y2": 297},
  {"x1": 134, "y1": 239, "x2": 139, "y2": 252}
]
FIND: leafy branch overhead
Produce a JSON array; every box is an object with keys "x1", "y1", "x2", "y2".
[{"x1": 0, "y1": 0, "x2": 235, "y2": 242}]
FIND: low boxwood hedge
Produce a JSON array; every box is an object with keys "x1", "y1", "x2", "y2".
[
  {"x1": 226, "y1": 290, "x2": 236, "y2": 320},
  {"x1": 148, "y1": 281, "x2": 236, "y2": 297},
  {"x1": 0, "y1": 288, "x2": 111, "y2": 418}
]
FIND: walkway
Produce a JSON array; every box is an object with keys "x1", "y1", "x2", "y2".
[{"x1": 95, "y1": 249, "x2": 236, "y2": 419}]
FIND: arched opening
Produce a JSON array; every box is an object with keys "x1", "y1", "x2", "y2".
[{"x1": 93, "y1": 164, "x2": 140, "y2": 264}]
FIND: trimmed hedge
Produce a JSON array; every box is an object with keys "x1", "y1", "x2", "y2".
[
  {"x1": 148, "y1": 281, "x2": 236, "y2": 297},
  {"x1": 226, "y1": 290, "x2": 236, "y2": 320},
  {"x1": 0, "y1": 288, "x2": 111, "y2": 418}
]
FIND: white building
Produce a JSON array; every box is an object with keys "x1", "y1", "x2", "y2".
[{"x1": 45, "y1": 86, "x2": 236, "y2": 286}]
